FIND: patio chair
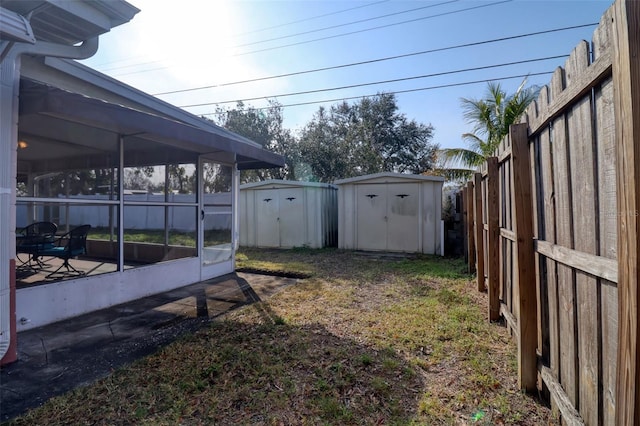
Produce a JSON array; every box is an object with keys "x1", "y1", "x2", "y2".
[
  {"x1": 16, "y1": 221, "x2": 58, "y2": 269},
  {"x1": 39, "y1": 224, "x2": 91, "y2": 278}
]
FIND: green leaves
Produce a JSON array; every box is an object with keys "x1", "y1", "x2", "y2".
[
  {"x1": 299, "y1": 93, "x2": 438, "y2": 182},
  {"x1": 438, "y1": 78, "x2": 539, "y2": 182}
]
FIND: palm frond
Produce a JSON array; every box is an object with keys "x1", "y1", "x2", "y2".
[
  {"x1": 438, "y1": 148, "x2": 484, "y2": 168},
  {"x1": 432, "y1": 167, "x2": 477, "y2": 183}
]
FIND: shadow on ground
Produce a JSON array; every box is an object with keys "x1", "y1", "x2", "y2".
[
  {"x1": 0, "y1": 272, "x2": 295, "y2": 422},
  {"x1": 7, "y1": 310, "x2": 426, "y2": 425}
]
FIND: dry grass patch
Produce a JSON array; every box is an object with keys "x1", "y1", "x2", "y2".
[{"x1": 7, "y1": 248, "x2": 556, "y2": 425}]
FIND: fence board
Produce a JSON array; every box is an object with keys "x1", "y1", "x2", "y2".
[
  {"x1": 466, "y1": 182, "x2": 475, "y2": 274},
  {"x1": 594, "y1": 70, "x2": 617, "y2": 426},
  {"x1": 536, "y1": 85, "x2": 560, "y2": 404},
  {"x1": 566, "y1": 39, "x2": 600, "y2": 426},
  {"x1": 612, "y1": 0, "x2": 640, "y2": 423},
  {"x1": 456, "y1": 2, "x2": 635, "y2": 423},
  {"x1": 510, "y1": 123, "x2": 537, "y2": 391},
  {"x1": 550, "y1": 64, "x2": 580, "y2": 408},
  {"x1": 541, "y1": 367, "x2": 585, "y2": 426},
  {"x1": 474, "y1": 173, "x2": 485, "y2": 292},
  {"x1": 487, "y1": 158, "x2": 500, "y2": 321},
  {"x1": 529, "y1": 131, "x2": 547, "y2": 388},
  {"x1": 535, "y1": 241, "x2": 617, "y2": 283}
]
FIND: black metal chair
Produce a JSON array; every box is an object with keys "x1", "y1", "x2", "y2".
[
  {"x1": 16, "y1": 221, "x2": 58, "y2": 269},
  {"x1": 39, "y1": 225, "x2": 91, "y2": 278}
]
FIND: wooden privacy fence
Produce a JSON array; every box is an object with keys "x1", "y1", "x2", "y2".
[{"x1": 461, "y1": 1, "x2": 640, "y2": 425}]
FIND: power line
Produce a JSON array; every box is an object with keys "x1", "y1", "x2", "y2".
[
  {"x1": 179, "y1": 55, "x2": 567, "y2": 108},
  {"x1": 232, "y1": 0, "x2": 390, "y2": 37},
  {"x1": 94, "y1": 0, "x2": 390, "y2": 72},
  {"x1": 153, "y1": 23, "x2": 595, "y2": 97},
  {"x1": 201, "y1": 71, "x2": 553, "y2": 115},
  {"x1": 235, "y1": 1, "x2": 458, "y2": 48},
  {"x1": 231, "y1": 0, "x2": 512, "y2": 57},
  {"x1": 112, "y1": 0, "x2": 512, "y2": 78}
]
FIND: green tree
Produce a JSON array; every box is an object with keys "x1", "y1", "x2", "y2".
[
  {"x1": 439, "y1": 79, "x2": 539, "y2": 181},
  {"x1": 214, "y1": 100, "x2": 299, "y2": 182},
  {"x1": 299, "y1": 93, "x2": 437, "y2": 182}
]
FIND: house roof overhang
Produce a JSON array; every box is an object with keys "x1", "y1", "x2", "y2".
[
  {"x1": 0, "y1": 0, "x2": 139, "y2": 45},
  {"x1": 18, "y1": 79, "x2": 285, "y2": 173}
]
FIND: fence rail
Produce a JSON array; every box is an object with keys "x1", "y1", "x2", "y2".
[{"x1": 460, "y1": 1, "x2": 640, "y2": 424}]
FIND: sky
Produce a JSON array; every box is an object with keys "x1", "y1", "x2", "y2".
[{"x1": 81, "y1": 0, "x2": 613, "y2": 152}]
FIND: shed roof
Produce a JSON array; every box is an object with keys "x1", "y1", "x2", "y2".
[
  {"x1": 334, "y1": 172, "x2": 445, "y2": 185},
  {"x1": 240, "y1": 180, "x2": 337, "y2": 190}
]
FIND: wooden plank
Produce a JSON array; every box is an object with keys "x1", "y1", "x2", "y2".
[
  {"x1": 510, "y1": 123, "x2": 537, "y2": 392},
  {"x1": 594, "y1": 26, "x2": 618, "y2": 423},
  {"x1": 613, "y1": 1, "x2": 640, "y2": 424},
  {"x1": 487, "y1": 157, "x2": 500, "y2": 322},
  {"x1": 536, "y1": 84, "x2": 560, "y2": 373},
  {"x1": 474, "y1": 173, "x2": 486, "y2": 292},
  {"x1": 550, "y1": 64, "x2": 579, "y2": 407},
  {"x1": 462, "y1": 187, "x2": 468, "y2": 263},
  {"x1": 466, "y1": 182, "x2": 476, "y2": 274},
  {"x1": 506, "y1": 158, "x2": 517, "y2": 331},
  {"x1": 498, "y1": 146, "x2": 511, "y2": 164},
  {"x1": 529, "y1": 133, "x2": 546, "y2": 392},
  {"x1": 500, "y1": 228, "x2": 516, "y2": 242},
  {"x1": 501, "y1": 303, "x2": 519, "y2": 339},
  {"x1": 540, "y1": 366, "x2": 586, "y2": 426},
  {"x1": 528, "y1": 53, "x2": 612, "y2": 137},
  {"x1": 499, "y1": 161, "x2": 506, "y2": 304},
  {"x1": 566, "y1": 38, "x2": 600, "y2": 426},
  {"x1": 535, "y1": 240, "x2": 617, "y2": 283}
]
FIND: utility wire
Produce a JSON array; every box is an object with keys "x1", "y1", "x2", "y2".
[
  {"x1": 235, "y1": 1, "x2": 458, "y2": 48},
  {"x1": 112, "y1": 0, "x2": 511, "y2": 77},
  {"x1": 179, "y1": 55, "x2": 567, "y2": 108},
  {"x1": 201, "y1": 71, "x2": 553, "y2": 115},
  {"x1": 233, "y1": 0, "x2": 390, "y2": 37},
  {"x1": 93, "y1": 0, "x2": 390, "y2": 70},
  {"x1": 231, "y1": 0, "x2": 512, "y2": 57},
  {"x1": 154, "y1": 23, "x2": 595, "y2": 96}
]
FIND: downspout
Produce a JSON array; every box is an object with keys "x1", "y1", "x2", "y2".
[{"x1": 0, "y1": 15, "x2": 98, "y2": 362}]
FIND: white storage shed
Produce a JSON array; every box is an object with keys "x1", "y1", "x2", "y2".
[
  {"x1": 239, "y1": 180, "x2": 338, "y2": 249},
  {"x1": 335, "y1": 173, "x2": 444, "y2": 255}
]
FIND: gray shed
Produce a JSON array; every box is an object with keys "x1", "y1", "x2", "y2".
[
  {"x1": 239, "y1": 180, "x2": 338, "y2": 249},
  {"x1": 335, "y1": 173, "x2": 444, "y2": 255}
]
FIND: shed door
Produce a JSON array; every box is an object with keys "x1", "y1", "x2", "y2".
[
  {"x1": 386, "y1": 183, "x2": 420, "y2": 252},
  {"x1": 279, "y1": 188, "x2": 305, "y2": 248},
  {"x1": 356, "y1": 184, "x2": 387, "y2": 251},
  {"x1": 255, "y1": 189, "x2": 279, "y2": 247}
]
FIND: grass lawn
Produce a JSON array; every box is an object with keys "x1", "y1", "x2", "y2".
[{"x1": 7, "y1": 248, "x2": 555, "y2": 425}]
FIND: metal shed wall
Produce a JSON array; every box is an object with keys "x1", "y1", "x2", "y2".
[
  {"x1": 239, "y1": 180, "x2": 338, "y2": 249},
  {"x1": 336, "y1": 173, "x2": 444, "y2": 255}
]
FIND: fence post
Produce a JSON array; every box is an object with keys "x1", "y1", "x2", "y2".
[
  {"x1": 613, "y1": 0, "x2": 640, "y2": 424},
  {"x1": 510, "y1": 123, "x2": 537, "y2": 392},
  {"x1": 486, "y1": 158, "x2": 500, "y2": 321},
  {"x1": 466, "y1": 181, "x2": 476, "y2": 274},
  {"x1": 474, "y1": 173, "x2": 485, "y2": 292},
  {"x1": 462, "y1": 187, "x2": 468, "y2": 263}
]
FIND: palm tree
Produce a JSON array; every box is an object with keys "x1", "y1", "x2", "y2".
[{"x1": 439, "y1": 79, "x2": 539, "y2": 181}]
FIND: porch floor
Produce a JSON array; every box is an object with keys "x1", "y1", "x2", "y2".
[
  {"x1": 0, "y1": 271, "x2": 298, "y2": 421},
  {"x1": 16, "y1": 256, "x2": 140, "y2": 287}
]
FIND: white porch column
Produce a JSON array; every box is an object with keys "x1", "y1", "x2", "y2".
[{"x1": 0, "y1": 50, "x2": 20, "y2": 364}]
